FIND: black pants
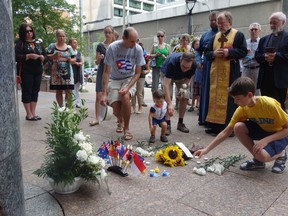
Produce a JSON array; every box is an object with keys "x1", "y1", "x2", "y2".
[
  {"x1": 21, "y1": 72, "x2": 42, "y2": 103},
  {"x1": 261, "y1": 67, "x2": 287, "y2": 110}
]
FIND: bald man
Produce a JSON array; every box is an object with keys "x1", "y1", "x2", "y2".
[{"x1": 101, "y1": 27, "x2": 145, "y2": 140}]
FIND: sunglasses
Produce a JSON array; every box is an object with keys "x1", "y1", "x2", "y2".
[
  {"x1": 26, "y1": 30, "x2": 33, "y2": 33},
  {"x1": 157, "y1": 35, "x2": 164, "y2": 38}
]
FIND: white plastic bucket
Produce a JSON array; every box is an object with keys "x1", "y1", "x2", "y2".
[{"x1": 99, "y1": 105, "x2": 113, "y2": 121}]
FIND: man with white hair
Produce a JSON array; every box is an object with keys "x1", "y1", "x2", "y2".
[
  {"x1": 204, "y1": 11, "x2": 247, "y2": 136},
  {"x1": 241, "y1": 22, "x2": 261, "y2": 96},
  {"x1": 255, "y1": 12, "x2": 288, "y2": 110}
]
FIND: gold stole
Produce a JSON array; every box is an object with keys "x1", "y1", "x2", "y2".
[{"x1": 206, "y1": 28, "x2": 237, "y2": 124}]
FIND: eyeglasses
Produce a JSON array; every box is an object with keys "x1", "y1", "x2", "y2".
[
  {"x1": 26, "y1": 30, "x2": 33, "y2": 33},
  {"x1": 157, "y1": 35, "x2": 164, "y2": 38},
  {"x1": 250, "y1": 28, "x2": 259, "y2": 31}
]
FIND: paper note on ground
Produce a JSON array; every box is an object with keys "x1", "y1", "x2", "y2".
[{"x1": 175, "y1": 142, "x2": 193, "y2": 159}]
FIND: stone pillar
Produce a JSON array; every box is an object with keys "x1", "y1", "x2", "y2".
[{"x1": 0, "y1": 0, "x2": 25, "y2": 215}]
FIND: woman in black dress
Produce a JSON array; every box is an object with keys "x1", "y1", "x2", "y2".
[{"x1": 15, "y1": 23, "x2": 46, "y2": 121}]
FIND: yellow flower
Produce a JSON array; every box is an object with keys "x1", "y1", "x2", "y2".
[
  {"x1": 177, "y1": 158, "x2": 185, "y2": 166},
  {"x1": 155, "y1": 149, "x2": 164, "y2": 162},
  {"x1": 162, "y1": 146, "x2": 183, "y2": 167}
]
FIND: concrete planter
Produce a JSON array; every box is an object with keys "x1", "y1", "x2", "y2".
[{"x1": 47, "y1": 177, "x2": 83, "y2": 194}]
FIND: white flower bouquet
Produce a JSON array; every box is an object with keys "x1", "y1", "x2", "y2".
[{"x1": 34, "y1": 97, "x2": 109, "y2": 189}]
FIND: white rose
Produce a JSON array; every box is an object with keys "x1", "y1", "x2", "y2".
[
  {"x1": 58, "y1": 107, "x2": 69, "y2": 112},
  {"x1": 74, "y1": 131, "x2": 86, "y2": 142},
  {"x1": 79, "y1": 142, "x2": 93, "y2": 154},
  {"x1": 182, "y1": 83, "x2": 187, "y2": 89},
  {"x1": 99, "y1": 158, "x2": 106, "y2": 168},
  {"x1": 76, "y1": 150, "x2": 88, "y2": 162},
  {"x1": 100, "y1": 169, "x2": 107, "y2": 179},
  {"x1": 88, "y1": 155, "x2": 100, "y2": 165}
]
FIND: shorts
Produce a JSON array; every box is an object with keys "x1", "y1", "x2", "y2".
[
  {"x1": 152, "y1": 116, "x2": 167, "y2": 126},
  {"x1": 244, "y1": 121, "x2": 288, "y2": 157},
  {"x1": 193, "y1": 82, "x2": 201, "y2": 96},
  {"x1": 172, "y1": 79, "x2": 191, "y2": 99},
  {"x1": 96, "y1": 69, "x2": 103, "y2": 92},
  {"x1": 107, "y1": 77, "x2": 136, "y2": 105}
]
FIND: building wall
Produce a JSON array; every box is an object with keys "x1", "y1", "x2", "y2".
[{"x1": 84, "y1": 0, "x2": 283, "y2": 59}]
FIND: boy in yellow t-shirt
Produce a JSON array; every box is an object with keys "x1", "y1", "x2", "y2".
[{"x1": 194, "y1": 77, "x2": 288, "y2": 174}]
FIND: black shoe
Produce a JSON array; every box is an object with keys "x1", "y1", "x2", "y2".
[
  {"x1": 198, "y1": 122, "x2": 207, "y2": 126},
  {"x1": 177, "y1": 123, "x2": 189, "y2": 133},
  {"x1": 26, "y1": 116, "x2": 38, "y2": 121},
  {"x1": 149, "y1": 135, "x2": 155, "y2": 143},
  {"x1": 160, "y1": 135, "x2": 168, "y2": 142},
  {"x1": 34, "y1": 115, "x2": 42, "y2": 120},
  {"x1": 205, "y1": 128, "x2": 220, "y2": 135}
]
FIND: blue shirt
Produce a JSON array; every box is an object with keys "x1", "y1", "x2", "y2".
[{"x1": 161, "y1": 52, "x2": 196, "y2": 80}]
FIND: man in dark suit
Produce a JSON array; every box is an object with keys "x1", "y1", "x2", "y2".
[{"x1": 255, "y1": 11, "x2": 288, "y2": 110}]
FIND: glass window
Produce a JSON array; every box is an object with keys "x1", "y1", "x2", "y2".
[
  {"x1": 114, "y1": 0, "x2": 127, "y2": 6},
  {"x1": 129, "y1": 11, "x2": 140, "y2": 15},
  {"x1": 143, "y1": 3, "x2": 154, "y2": 11},
  {"x1": 129, "y1": 0, "x2": 141, "y2": 10},
  {"x1": 114, "y1": 8, "x2": 123, "y2": 17}
]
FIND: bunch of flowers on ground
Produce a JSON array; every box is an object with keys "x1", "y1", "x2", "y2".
[
  {"x1": 34, "y1": 97, "x2": 108, "y2": 187},
  {"x1": 155, "y1": 145, "x2": 185, "y2": 167}
]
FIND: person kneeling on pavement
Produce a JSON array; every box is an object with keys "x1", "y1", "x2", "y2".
[
  {"x1": 194, "y1": 77, "x2": 288, "y2": 174},
  {"x1": 161, "y1": 52, "x2": 196, "y2": 135}
]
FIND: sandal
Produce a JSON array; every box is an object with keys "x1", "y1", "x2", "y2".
[
  {"x1": 89, "y1": 120, "x2": 99, "y2": 126},
  {"x1": 116, "y1": 123, "x2": 123, "y2": 133},
  {"x1": 272, "y1": 153, "x2": 287, "y2": 174},
  {"x1": 240, "y1": 159, "x2": 265, "y2": 171},
  {"x1": 124, "y1": 131, "x2": 133, "y2": 140}
]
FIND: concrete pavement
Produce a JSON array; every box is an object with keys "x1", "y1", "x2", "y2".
[{"x1": 20, "y1": 83, "x2": 288, "y2": 216}]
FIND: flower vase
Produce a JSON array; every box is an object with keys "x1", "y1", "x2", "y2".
[{"x1": 47, "y1": 177, "x2": 83, "y2": 194}]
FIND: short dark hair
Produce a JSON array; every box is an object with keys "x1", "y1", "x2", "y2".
[
  {"x1": 209, "y1": 11, "x2": 219, "y2": 19},
  {"x1": 181, "y1": 52, "x2": 195, "y2": 62},
  {"x1": 68, "y1": 38, "x2": 77, "y2": 45},
  {"x1": 153, "y1": 89, "x2": 165, "y2": 100},
  {"x1": 191, "y1": 38, "x2": 199, "y2": 49},
  {"x1": 18, "y1": 23, "x2": 36, "y2": 41},
  {"x1": 229, "y1": 77, "x2": 255, "y2": 96}
]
